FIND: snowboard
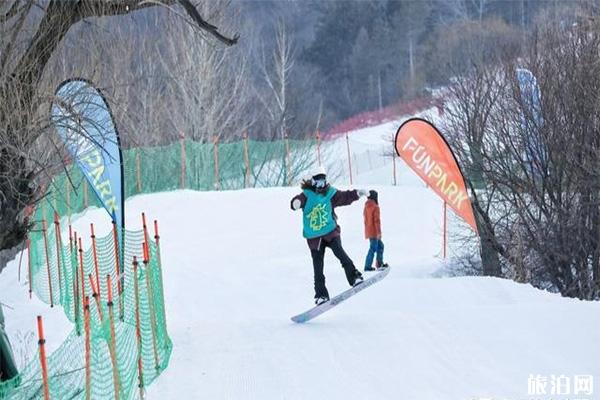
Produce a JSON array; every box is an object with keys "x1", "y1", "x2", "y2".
[{"x1": 291, "y1": 266, "x2": 390, "y2": 323}]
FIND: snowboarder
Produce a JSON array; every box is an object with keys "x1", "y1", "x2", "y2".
[
  {"x1": 290, "y1": 166, "x2": 368, "y2": 305},
  {"x1": 363, "y1": 190, "x2": 388, "y2": 271}
]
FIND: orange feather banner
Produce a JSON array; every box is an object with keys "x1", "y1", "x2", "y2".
[{"x1": 395, "y1": 118, "x2": 478, "y2": 233}]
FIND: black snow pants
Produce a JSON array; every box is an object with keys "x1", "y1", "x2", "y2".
[{"x1": 310, "y1": 236, "x2": 360, "y2": 299}]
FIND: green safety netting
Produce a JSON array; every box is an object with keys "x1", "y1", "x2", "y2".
[{"x1": 0, "y1": 136, "x2": 316, "y2": 399}]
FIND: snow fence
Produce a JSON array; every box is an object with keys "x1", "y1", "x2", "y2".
[{"x1": 0, "y1": 217, "x2": 170, "y2": 399}]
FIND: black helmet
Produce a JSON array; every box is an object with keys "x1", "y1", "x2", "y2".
[{"x1": 367, "y1": 190, "x2": 378, "y2": 203}]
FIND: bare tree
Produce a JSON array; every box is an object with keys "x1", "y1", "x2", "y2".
[
  {"x1": 445, "y1": 5, "x2": 600, "y2": 299},
  {"x1": 0, "y1": 0, "x2": 238, "y2": 262}
]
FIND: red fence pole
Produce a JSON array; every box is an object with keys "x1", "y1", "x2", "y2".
[
  {"x1": 84, "y1": 296, "x2": 91, "y2": 400},
  {"x1": 133, "y1": 256, "x2": 145, "y2": 398},
  {"x1": 345, "y1": 133, "x2": 353, "y2": 185},
  {"x1": 143, "y1": 243, "x2": 160, "y2": 370},
  {"x1": 141, "y1": 213, "x2": 149, "y2": 262},
  {"x1": 112, "y1": 220, "x2": 123, "y2": 320},
  {"x1": 36, "y1": 316, "x2": 50, "y2": 400},
  {"x1": 73, "y1": 232, "x2": 81, "y2": 333},
  {"x1": 153, "y1": 220, "x2": 167, "y2": 329},
  {"x1": 88, "y1": 274, "x2": 103, "y2": 322},
  {"x1": 78, "y1": 238, "x2": 86, "y2": 312},
  {"x1": 106, "y1": 274, "x2": 120, "y2": 400},
  {"x1": 213, "y1": 136, "x2": 220, "y2": 190},
  {"x1": 53, "y1": 213, "x2": 63, "y2": 301},
  {"x1": 90, "y1": 224, "x2": 101, "y2": 299},
  {"x1": 42, "y1": 220, "x2": 53, "y2": 307}
]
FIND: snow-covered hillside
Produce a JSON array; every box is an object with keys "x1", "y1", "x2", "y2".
[{"x1": 1, "y1": 115, "x2": 599, "y2": 399}]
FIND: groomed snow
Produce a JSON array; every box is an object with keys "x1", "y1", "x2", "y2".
[{"x1": 2, "y1": 113, "x2": 600, "y2": 399}]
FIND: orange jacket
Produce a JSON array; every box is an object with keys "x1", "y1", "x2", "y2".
[{"x1": 363, "y1": 199, "x2": 381, "y2": 239}]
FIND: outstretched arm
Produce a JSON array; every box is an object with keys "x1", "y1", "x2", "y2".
[{"x1": 331, "y1": 190, "x2": 360, "y2": 208}]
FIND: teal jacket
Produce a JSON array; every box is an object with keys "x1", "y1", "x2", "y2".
[
  {"x1": 302, "y1": 187, "x2": 338, "y2": 239},
  {"x1": 291, "y1": 187, "x2": 360, "y2": 249}
]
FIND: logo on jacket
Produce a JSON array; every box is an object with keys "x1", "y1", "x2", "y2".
[{"x1": 307, "y1": 204, "x2": 329, "y2": 232}]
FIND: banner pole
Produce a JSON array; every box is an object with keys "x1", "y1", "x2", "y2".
[
  {"x1": 346, "y1": 133, "x2": 353, "y2": 185},
  {"x1": 443, "y1": 201, "x2": 447, "y2": 260}
]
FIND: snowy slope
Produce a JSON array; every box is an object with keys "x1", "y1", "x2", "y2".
[{"x1": 1, "y1": 113, "x2": 600, "y2": 400}]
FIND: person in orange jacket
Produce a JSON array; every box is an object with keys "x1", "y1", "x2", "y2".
[{"x1": 363, "y1": 190, "x2": 388, "y2": 271}]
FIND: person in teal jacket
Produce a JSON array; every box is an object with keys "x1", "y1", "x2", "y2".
[{"x1": 291, "y1": 167, "x2": 368, "y2": 305}]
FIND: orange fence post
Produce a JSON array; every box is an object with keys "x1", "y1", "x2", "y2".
[
  {"x1": 136, "y1": 149, "x2": 142, "y2": 194},
  {"x1": 179, "y1": 132, "x2": 186, "y2": 190},
  {"x1": 133, "y1": 257, "x2": 145, "y2": 398},
  {"x1": 53, "y1": 213, "x2": 63, "y2": 301},
  {"x1": 90, "y1": 224, "x2": 101, "y2": 299},
  {"x1": 36, "y1": 316, "x2": 50, "y2": 400},
  {"x1": 73, "y1": 232, "x2": 81, "y2": 333},
  {"x1": 78, "y1": 238, "x2": 86, "y2": 313},
  {"x1": 88, "y1": 274, "x2": 103, "y2": 322},
  {"x1": 141, "y1": 213, "x2": 149, "y2": 261},
  {"x1": 27, "y1": 238, "x2": 32, "y2": 299},
  {"x1": 65, "y1": 178, "x2": 71, "y2": 223},
  {"x1": 243, "y1": 132, "x2": 251, "y2": 188},
  {"x1": 84, "y1": 296, "x2": 91, "y2": 400},
  {"x1": 153, "y1": 220, "x2": 167, "y2": 330},
  {"x1": 316, "y1": 131, "x2": 322, "y2": 166},
  {"x1": 112, "y1": 220, "x2": 123, "y2": 320},
  {"x1": 345, "y1": 133, "x2": 353, "y2": 185},
  {"x1": 213, "y1": 136, "x2": 220, "y2": 190},
  {"x1": 42, "y1": 220, "x2": 53, "y2": 307},
  {"x1": 106, "y1": 274, "x2": 121, "y2": 400},
  {"x1": 143, "y1": 243, "x2": 160, "y2": 370}
]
